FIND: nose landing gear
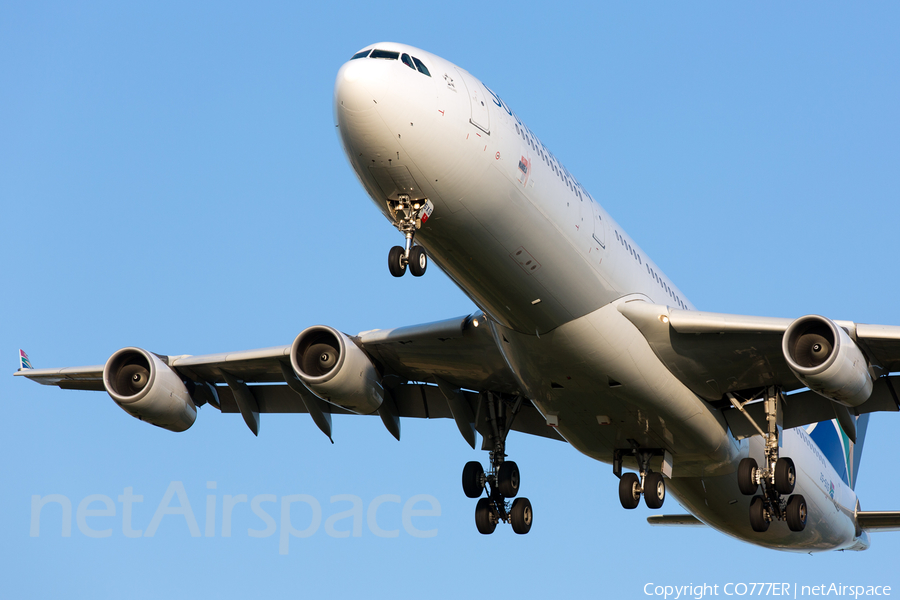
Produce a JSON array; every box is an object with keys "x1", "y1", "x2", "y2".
[
  {"x1": 730, "y1": 387, "x2": 807, "y2": 533},
  {"x1": 386, "y1": 195, "x2": 430, "y2": 278},
  {"x1": 460, "y1": 393, "x2": 533, "y2": 534}
]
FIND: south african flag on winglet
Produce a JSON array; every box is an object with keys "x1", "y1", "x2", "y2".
[{"x1": 19, "y1": 349, "x2": 32, "y2": 370}]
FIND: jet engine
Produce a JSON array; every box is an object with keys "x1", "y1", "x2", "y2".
[
  {"x1": 103, "y1": 347, "x2": 197, "y2": 432},
  {"x1": 290, "y1": 326, "x2": 384, "y2": 415},
  {"x1": 782, "y1": 315, "x2": 874, "y2": 407}
]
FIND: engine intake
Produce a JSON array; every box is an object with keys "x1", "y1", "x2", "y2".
[
  {"x1": 782, "y1": 315, "x2": 873, "y2": 407},
  {"x1": 103, "y1": 347, "x2": 197, "y2": 432},
  {"x1": 290, "y1": 326, "x2": 384, "y2": 415}
]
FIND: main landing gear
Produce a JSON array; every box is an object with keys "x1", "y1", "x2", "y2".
[
  {"x1": 387, "y1": 194, "x2": 429, "y2": 278},
  {"x1": 461, "y1": 393, "x2": 533, "y2": 534},
  {"x1": 614, "y1": 446, "x2": 667, "y2": 510},
  {"x1": 730, "y1": 387, "x2": 807, "y2": 533}
]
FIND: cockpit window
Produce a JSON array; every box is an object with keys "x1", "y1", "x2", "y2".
[
  {"x1": 412, "y1": 56, "x2": 431, "y2": 77},
  {"x1": 351, "y1": 50, "x2": 371, "y2": 60},
  {"x1": 401, "y1": 54, "x2": 416, "y2": 70},
  {"x1": 370, "y1": 49, "x2": 399, "y2": 60}
]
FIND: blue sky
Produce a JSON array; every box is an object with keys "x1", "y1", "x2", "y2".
[{"x1": 3, "y1": 2, "x2": 900, "y2": 597}]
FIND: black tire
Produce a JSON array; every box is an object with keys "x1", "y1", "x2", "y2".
[
  {"x1": 749, "y1": 495, "x2": 769, "y2": 532},
  {"x1": 510, "y1": 498, "x2": 533, "y2": 534},
  {"x1": 775, "y1": 457, "x2": 796, "y2": 495},
  {"x1": 786, "y1": 495, "x2": 808, "y2": 532},
  {"x1": 462, "y1": 461, "x2": 484, "y2": 499},
  {"x1": 618, "y1": 472, "x2": 641, "y2": 509},
  {"x1": 737, "y1": 457, "x2": 759, "y2": 496},
  {"x1": 644, "y1": 472, "x2": 666, "y2": 509},
  {"x1": 388, "y1": 246, "x2": 406, "y2": 277},
  {"x1": 408, "y1": 246, "x2": 427, "y2": 277},
  {"x1": 498, "y1": 461, "x2": 520, "y2": 498},
  {"x1": 475, "y1": 498, "x2": 496, "y2": 534}
]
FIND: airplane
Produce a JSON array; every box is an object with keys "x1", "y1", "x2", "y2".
[{"x1": 16, "y1": 41, "x2": 900, "y2": 552}]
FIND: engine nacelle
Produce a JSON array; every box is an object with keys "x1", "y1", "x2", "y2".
[
  {"x1": 290, "y1": 326, "x2": 384, "y2": 415},
  {"x1": 782, "y1": 315, "x2": 873, "y2": 407},
  {"x1": 103, "y1": 347, "x2": 197, "y2": 432}
]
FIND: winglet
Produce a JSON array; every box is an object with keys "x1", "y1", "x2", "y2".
[{"x1": 18, "y1": 349, "x2": 33, "y2": 371}]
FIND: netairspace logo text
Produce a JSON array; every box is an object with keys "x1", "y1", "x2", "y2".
[
  {"x1": 30, "y1": 481, "x2": 441, "y2": 555},
  {"x1": 644, "y1": 584, "x2": 892, "y2": 600}
]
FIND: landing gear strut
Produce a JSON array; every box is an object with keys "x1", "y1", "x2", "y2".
[
  {"x1": 386, "y1": 195, "x2": 429, "y2": 278},
  {"x1": 460, "y1": 393, "x2": 533, "y2": 534},
  {"x1": 730, "y1": 387, "x2": 807, "y2": 533},
  {"x1": 614, "y1": 445, "x2": 667, "y2": 510}
]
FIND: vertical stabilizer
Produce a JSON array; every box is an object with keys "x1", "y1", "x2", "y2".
[
  {"x1": 851, "y1": 413, "x2": 870, "y2": 490},
  {"x1": 808, "y1": 413, "x2": 870, "y2": 490}
]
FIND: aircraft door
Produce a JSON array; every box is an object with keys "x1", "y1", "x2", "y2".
[
  {"x1": 455, "y1": 68, "x2": 490, "y2": 135},
  {"x1": 591, "y1": 201, "x2": 606, "y2": 250}
]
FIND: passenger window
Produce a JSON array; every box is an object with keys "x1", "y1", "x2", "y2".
[
  {"x1": 401, "y1": 54, "x2": 416, "y2": 70},
  {"x1": 370, "y1": 49, "x2": 399, "y2": 60},
  {"x1": 412, "y1": 57, "x2": 431, "y2": 76},
  {"x1": 351, "y1": 50, "x2": 371, "y2": 60}
]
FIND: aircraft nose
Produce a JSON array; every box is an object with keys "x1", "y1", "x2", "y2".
[
  {"x1": 334, "y1": 51, "x2": 439, "y2": 174},
  {"x1": 334, "y1": 58, "x2": 385, "y2": 116}
]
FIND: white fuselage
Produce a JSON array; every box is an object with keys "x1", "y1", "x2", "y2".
[{"x1": 333, "y1": 42, "x2": 866, "y2": 552}]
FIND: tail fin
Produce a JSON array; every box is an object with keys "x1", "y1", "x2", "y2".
[
  {"x1": 808, "y1": 413, "x2": 870, "y2": 490},
  {"x1": 851, "y1": 413, "x2": 870, "y2": 490},
  {"x1": 18, "y1": 349, "x2": 32, "y2": 371}
]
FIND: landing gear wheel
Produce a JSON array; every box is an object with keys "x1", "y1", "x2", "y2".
[
  {"x1": 786, "y1": 495, "x2": 808, "y2": 532},
  {"x1": 619, "y1": 472, "x2": 641, "y2": 509},
  {"x1": 408, "y1": 246, "x2": 427, "y2": 277},
  {"x1": 749, "y1": 495, "x2": 769, "y2": 532},
  {"x1": 462, "y1": 461, "x2": 484, "y2": 499},
  {"x1": 497, "y1": 461, "x2": 520, "y2": 498},
  {"x1": 774, "y1": 457, "x2": 796, "y2": 495},
  {"x1": 388, "y1": 246, "x2": 407, "y2": 278},
  {"x1": 737, "y1": 457, "x2": 759, "y2": 496},
  {"x1": 510, "y1": 498, "x2": 533, "y2": 534},
  {"x1": 644, "y1": 472, "x2": 666, "y2": 509},
  {"x1": 475, "y1": 498, "x2": 496, "y2": 534}
]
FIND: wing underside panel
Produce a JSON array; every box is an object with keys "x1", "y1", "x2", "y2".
[{"x1": 214, "y1": 382, "x2": 563, "y2": 442}]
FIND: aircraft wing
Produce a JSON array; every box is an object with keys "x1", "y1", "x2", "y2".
[
  {"x1": 16, "y1": 315, "x2": 563, "y2": 445},
  {"x1": 618, "y1": 301, "x2": 900, "y2": 436}
]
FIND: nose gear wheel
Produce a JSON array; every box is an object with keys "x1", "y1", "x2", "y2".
[{"x1": 386, "y1": 194, "x2": 428, "y2": 278}]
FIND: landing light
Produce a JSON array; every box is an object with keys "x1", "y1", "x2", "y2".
[
  {"x1": 473, "y1": 319, "x2": 479, "y2": 328},
  {"x1": 659, "y1": 315, "x2": 669, "y2": 324}
]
